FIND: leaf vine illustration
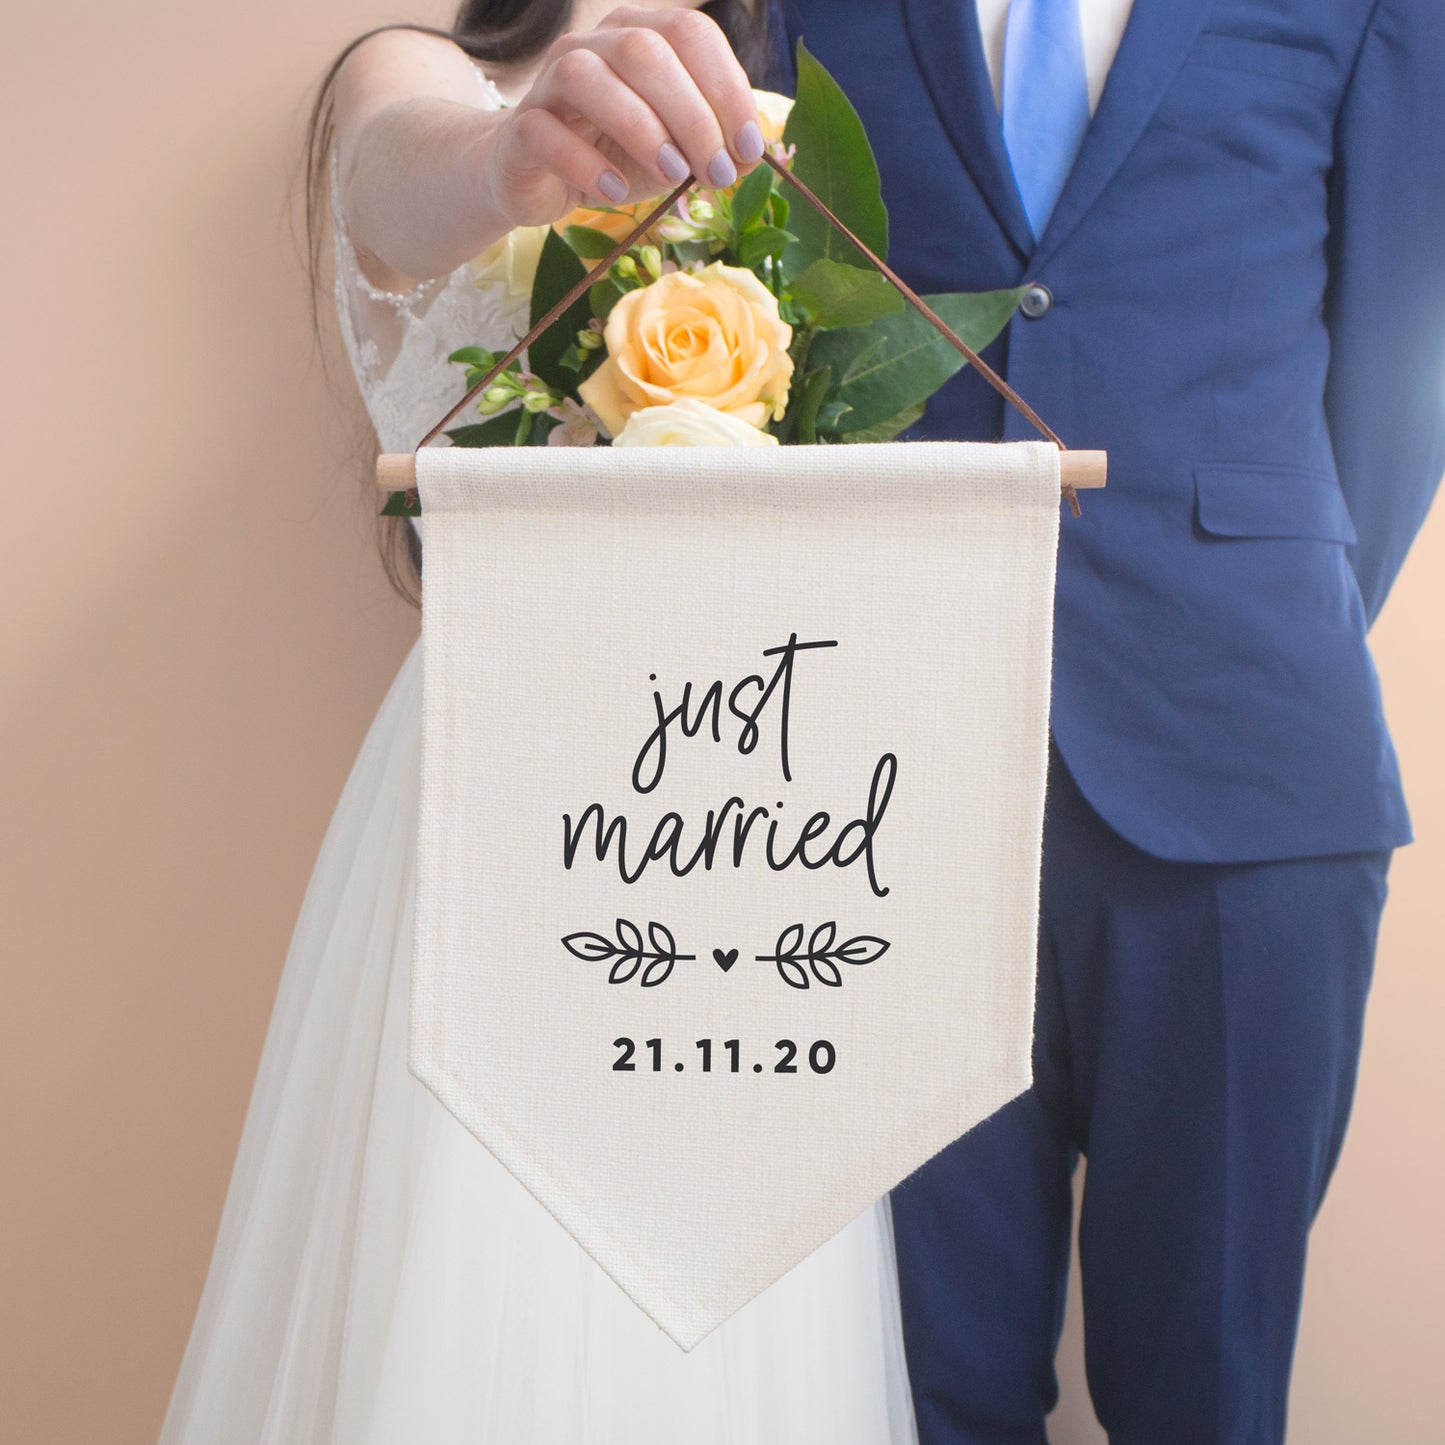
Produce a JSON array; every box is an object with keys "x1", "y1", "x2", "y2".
[
  {"x1": 756, "y1": 921, "x2": 890, "y2": 989},
  {"x1": 561, "y1": 917, "x2": 695, "y2": 987}
]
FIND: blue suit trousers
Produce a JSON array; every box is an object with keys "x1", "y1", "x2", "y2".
[{"x1": 889, "y1": 740, "x2": 1391, "y2": 1444}]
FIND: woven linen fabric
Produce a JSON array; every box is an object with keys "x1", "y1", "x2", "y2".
[{"x1": 411, "y1": 439, "x2": 1061, "y2": 1350}]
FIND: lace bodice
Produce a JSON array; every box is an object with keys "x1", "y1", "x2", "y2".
[{"x1": 330, "y1": 63, "x2": 533, "y2": 459}]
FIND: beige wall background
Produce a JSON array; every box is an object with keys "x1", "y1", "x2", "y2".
[{"x1": 1, "y1": 4, "x2": 1439, "y2": 1441}]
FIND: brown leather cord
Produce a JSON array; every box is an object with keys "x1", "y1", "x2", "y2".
[
  {"x1": 413, "y1": 152, "x2": 1080, "y2": 514},
  {"x1": 758, "y1": 156, "x2": 1067, "y2": 451},
  {"x1": 416, "y1": 177, "x2": 693, "y2": 448}
]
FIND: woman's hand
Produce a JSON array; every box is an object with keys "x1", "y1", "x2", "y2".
[{"x1": 484, "y1": 5, "x2": 766, "y2": 230}]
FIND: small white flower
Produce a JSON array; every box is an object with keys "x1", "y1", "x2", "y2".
[{"x1": 546, "y1": 397, "x2": 602, "y2": 447}]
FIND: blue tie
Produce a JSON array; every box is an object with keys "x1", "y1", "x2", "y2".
[{"x1": 1001, "y1": 0, "x2": 1091, "y2": 241}]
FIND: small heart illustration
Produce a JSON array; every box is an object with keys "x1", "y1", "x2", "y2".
[{"x1": 713, "y1": 947, "x2": 739, "y2": 973}]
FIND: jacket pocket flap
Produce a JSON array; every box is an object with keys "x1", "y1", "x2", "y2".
[
  {"x1": 1194, "y1": 464, "x2": 1359, "y2": 544},
  {"x1": 1187, "y1": 33, "x2": 1335, "y2": 90}
]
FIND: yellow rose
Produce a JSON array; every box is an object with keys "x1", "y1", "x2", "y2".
[
  {"x1": 612, "y1": 397, "x2": 780, "y2": 447},
  {"x1": 467, "y1": 223, "x2": 547, "y2": 299},
  {"x1": 578, "y1": 262, "x2": 794, "y2": 436},
  {"x1": 553, "y1": 200, "x2": 662, "y2": 246}
]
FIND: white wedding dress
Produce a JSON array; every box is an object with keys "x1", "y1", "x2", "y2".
[{"x1": 157, "y1": 61, "x2": 919, "y2": 1445}]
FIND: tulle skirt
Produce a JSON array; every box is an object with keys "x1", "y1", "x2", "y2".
[{"x1": 158, "y1": 636, "x2": 920, "y2": 1444}]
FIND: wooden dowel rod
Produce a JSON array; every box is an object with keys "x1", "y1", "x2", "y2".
[
  {"x1": 376, "y1": 449, "x2": 1107, "y2": 495},
  {"x1": 1060, "y1": 449, "x2": 1107, "y2": 491},
  {"x1": 377, "y1": 453, "x2": 419, "y2": 493}
]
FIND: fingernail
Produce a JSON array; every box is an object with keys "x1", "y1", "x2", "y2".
[
  {"x1": 735, "y1": 120, "x2": 764, "y2": 165},
  {"x1": 598, "y1": 170, "x2": 629, "y2": 203},
  {"x1": 706, "y1": 148, "x2": 738, "y2": 189},
  {"x1": 657, "y1": 142, "x2": 690, "y2": 185}
]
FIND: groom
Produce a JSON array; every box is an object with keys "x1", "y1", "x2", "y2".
[{"x1": 774, "y1": 1, "x2": 1445, "y2": 1441}]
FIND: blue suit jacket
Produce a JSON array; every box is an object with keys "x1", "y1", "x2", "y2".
[{"x1": 771, "y1": 0, "x2": 1445, "y2": 863}]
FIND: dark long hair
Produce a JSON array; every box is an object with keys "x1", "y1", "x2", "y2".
[{"x1": 297, "y1": 2, "x2": 780, "y2": 608}]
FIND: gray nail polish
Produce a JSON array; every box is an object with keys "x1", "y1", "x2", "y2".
[
  {"x1": 657, "y1": 142, "x2": 690, "y2": 185},
  {"x1": 735, "y1": 120, "x2": 764, "y2": 165},
  {"x1": 707, "y1": 148, "x2": 738, "y2": 189},
  {"x1": 598, "y1": 170, "x2": 629, "y2": 203}
]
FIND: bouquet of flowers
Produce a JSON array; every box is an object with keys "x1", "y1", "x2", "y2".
[{"x1": 386, "y1": 43, "x2": 1025, "y2": 500}]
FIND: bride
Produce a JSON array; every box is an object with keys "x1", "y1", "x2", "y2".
[{"x1": 157, "y1": 3, "x2": 920, "y2": 1440}]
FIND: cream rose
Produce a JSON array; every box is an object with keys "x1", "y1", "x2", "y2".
[
  {"x1": 751, "y1": 89, "x2": 794, "y2": 144},
  {"x1": 466, "y1": 223, "x2": 547, "y2": 300},
  {"x1": 578, "y1": 261, "x2": 794, "y2": 436},
  {"x1": 612, "y1": 397, "x2": 780, "y2": 447}
]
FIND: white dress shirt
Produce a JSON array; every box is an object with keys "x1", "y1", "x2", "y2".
[{"x1": 975, "y1": 0, "x2": 1137, "y2": 116}]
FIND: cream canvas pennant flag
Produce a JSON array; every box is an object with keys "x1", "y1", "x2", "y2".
[{"x1": 410, "y1": 439, "x2": 1061, "y2": 1349}]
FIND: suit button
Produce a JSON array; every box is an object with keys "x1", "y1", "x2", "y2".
[{"x1": 1020, "y1": 282, "x2": 1053, "y2": 319}]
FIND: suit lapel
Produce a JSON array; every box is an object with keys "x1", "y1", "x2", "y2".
[
  {"x1": 1029, "y1": 0, "x2": 1217, "y2": 267},
  {"x1": 901, "y1": 0, "x2": 1035, "y2": 256},
  {"x1": 900, "y1": 0, "x2": 1218, "y2": 268}
]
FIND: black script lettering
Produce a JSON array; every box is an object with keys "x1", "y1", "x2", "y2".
[
  {"x1": 631, "y1": 678, "x2": 726, "y2": 796},
  {"x1": 629, "y1": 633, "x2": 838, "y2": 794},
  {"x1": 757, "y1": 634, "x2": 837, "y2": 783},
  {"x1": 827, "y1": 752, "x2": 897, "y2": 898},
  {"x1": 562, "y1": 753, "x2": 894, "y2": 894}
]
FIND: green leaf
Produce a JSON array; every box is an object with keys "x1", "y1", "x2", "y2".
[
  {"x1": 589, "y1": 276, "x2": 623, "y2": 322},
  {"x1": 380, "y1": 489, "x2": 420, "y2": 517},
  {"x1": 461, "y1": 359, "x2": 517, "y2": 390},
  {"x1": 793, "y1": 365, "x2": 832, "y2": 444},
  {"x1": 808, "y1": 287, "x2": 1025, "y2": 433},
  {"x1": 830, "y1": 400, "x2": 924, "y2": 443},
  {"x1": 445, "y1": 413, "x2": 527, "y2": 447},
  {"x1": 562, "y1": 224, "x2": 623, "y2": 260},
  {"x1": 447, "y1": 345, "x2": 497, "y2": 369},
  {"x1": 729, "y1": 163, "x2": 775, "y2": 236},
  {"x1": 788, "y1": 258, "x2": 904, "y2": 331},
  {"x1": 736, "y1": 225, "x2": 795, "y2": 270},
  {"x1": 781, "y1": 41, "x2": 888, "y2": 278},
  {"x1": 528, "y1": 230, "x2": 592, "y2": 391},
  {"x1": 453, "y1": 347, "x2": 510, "y2": 387}
]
